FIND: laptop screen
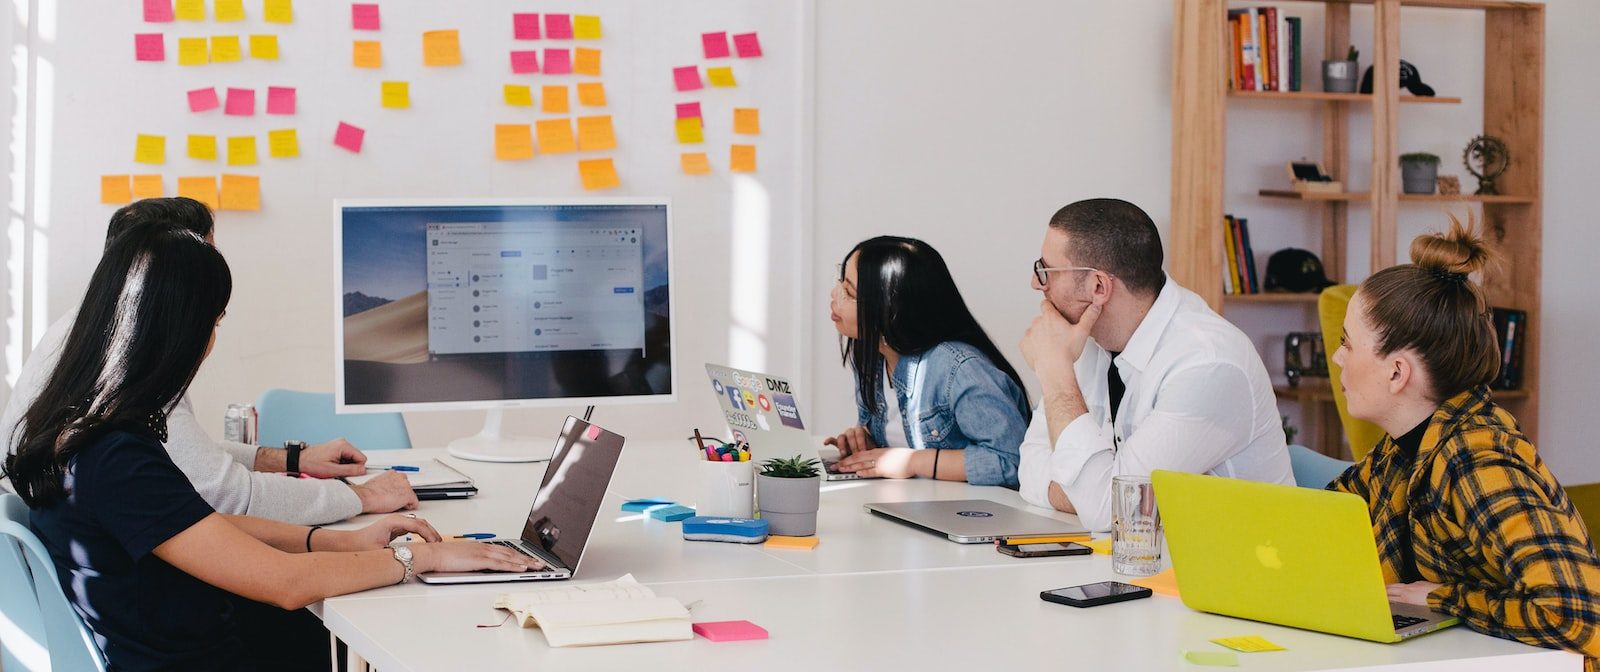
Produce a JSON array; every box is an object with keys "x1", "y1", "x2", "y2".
[{"x1": 519, "y1": 417, "x2": 626, "y2": 571}]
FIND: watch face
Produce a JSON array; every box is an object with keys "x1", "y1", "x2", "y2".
[{"x1": 395, "y1": 546, "x2": 413, "y2": 561}]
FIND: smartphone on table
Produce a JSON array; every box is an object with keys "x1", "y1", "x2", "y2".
[
  {"x1": 1039, "y1": 581, "x2": 1153, "y2": 608},
  {"x1": 996, "y1": 542, "x2": 1093, "y2": 558}
]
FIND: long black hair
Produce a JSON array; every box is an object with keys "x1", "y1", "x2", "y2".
[
  {"x1": 840, "y1": 236, "x2": 1029, "y2": 416},
  {"x1": 3, "y1": 226, "x2": 232, "y2": 507}
]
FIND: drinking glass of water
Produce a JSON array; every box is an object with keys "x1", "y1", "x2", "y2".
[{"x1": 1112, "y1": 475, "x2": 1163, "y2": 576}]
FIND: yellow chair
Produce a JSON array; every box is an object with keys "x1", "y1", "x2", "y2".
[{"x1": 1318, "y1": 285, "x2": 1387, "y2": 461}]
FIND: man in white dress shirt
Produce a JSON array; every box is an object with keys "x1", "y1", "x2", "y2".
[{"x1": 1017, "y1": 198, "x2": 1293, "y2": 531}]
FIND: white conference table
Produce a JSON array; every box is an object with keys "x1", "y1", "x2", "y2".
[{"x1": 314, "y1": 442, "x2": 1582, "y2": 671}]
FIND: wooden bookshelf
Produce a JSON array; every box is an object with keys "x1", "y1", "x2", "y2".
[{"x1": 1171, "y1": 0, "x2": 1544, "y2": 454}]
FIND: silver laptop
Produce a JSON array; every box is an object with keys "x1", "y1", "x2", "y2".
[
  {"x1": 704, "y1": 364, "x2": 872, "y2": 482},
  {"x1": 865, "y1": 499, "x2": 1089, "y2": 544},
  {"x1": 419, "y1": 417, "x2": 625, "y2": 584}
]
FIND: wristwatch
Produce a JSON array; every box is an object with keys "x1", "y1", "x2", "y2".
[
  {"x1": 284, "y1": 440, "x2": 306, "y2": 474},
  {"x1": 392, "y1": 545, "x2": 415, "y2": 584}
]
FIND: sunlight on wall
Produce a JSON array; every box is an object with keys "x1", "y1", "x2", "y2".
[{"x1": 727, "y1": 176, "x2": 771, "y2": 372}]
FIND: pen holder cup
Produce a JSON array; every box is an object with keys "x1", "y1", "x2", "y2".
[{"x1": 696, "y1": 460, "x2": 755, "y2": 518}]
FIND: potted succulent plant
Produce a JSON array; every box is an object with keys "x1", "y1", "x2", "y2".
[
  {"x1": 1324, "y1": 46, "x2": 1360, "y2": 93},
  {"x1": 1400, "y1": 152, "x2": 1442, "y2": 194},
  {"x1": 756, "y1": 455, "x2": 822, "y2": 536}
]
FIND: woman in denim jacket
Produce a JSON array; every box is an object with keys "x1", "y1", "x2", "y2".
[{"x1": 824, "y1": 236, "x2": 1031, "y2": 488}]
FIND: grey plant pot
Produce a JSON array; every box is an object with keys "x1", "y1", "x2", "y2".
[
  {"x1": 757, "y1": 474, "x2": 821, "y2": 536},
  {"x1": 1401, "y1": 161, "x2": 1439, "y2": 194},
  {"x1": 1323, "y1": 60, "x2": 1359, "y2": 93}
]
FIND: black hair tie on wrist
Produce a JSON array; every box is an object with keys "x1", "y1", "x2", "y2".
[{"x1": 306, "y1": 526, "x2": 321, "y2": 552}]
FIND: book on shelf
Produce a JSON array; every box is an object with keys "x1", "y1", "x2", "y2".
[
  {"x1": 1227, "y1": 7, "x2": 1301, "y2": 93},
  {"x1": 1490, "y1": 308, "x2": 1528, "y2": 391},
  {"x1": 1222, "y1": 215, "x2": 1261, "y2": 295}
]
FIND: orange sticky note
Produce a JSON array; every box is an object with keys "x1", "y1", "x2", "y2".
[
  {"x1": 227, "y1": 135, "x2": 258, "y2": 166},
  {"x1": 175, "y1": 0, "x2": 205, "y2": 21},
  {"x1": 131, "y1": 174, "x2": 164, "y2": 199},
  {"x1": 352, "y1": 40, "x2": 382, "y2": 68},
  {"x1": 578, "y1": 158, "x2": 619, "y2": 191},
  {"x1": 422, "y1": 29, "x2": 461, "y2": 66},
  {"x1": 262, "y1": 0, "x2": 293, "y2": 24},
  {"x1": 674, "y1": 117, "x2": 703, "y2": 144},
  {"x1": 503, "y1": 84, "x2": 533, "y2": 107},
  {"x1": 219, "y1": 174, "x2": 260, "y2": 211},
  {"x1": 573, "y1": 48, "x2": 601, "y2": 76},
  {"x1": 576, "y1": 115, "x2": 616, "y2": 152},
  {"x1": 734, "y1": 108, "x2": 760, "y2": 135},
  {"x1": 177, "y1": 176, "x2": 218, "y2": 209},
  {"x1": 494, "y1": 124, "x2": 534, "y2": 160},
  {"x1": 707, "y1": 66, "x2": 737, "y2": 87},
  {"x1": 178, "y1": 37, "x2": 208, "y2": 65},
  {"x1": 135, "y1": 134, "x2": 166, "y2": 164},
  {"x1": 573, "y1": 15, "x2": 602, "y2": 39},
  {"x1": 541, "y1": 85, "x2": 569, "y2": 114},
  {"x1": 763, "y1": 535, "x2": 819, "y2": 551},
  {"x1": 101, "y1": 175, "x2": 132, "y2": 204},
  {"x1": 249, "y1": 34, "x2": 279, "y2": 60},
  {"x1": 188, "y1": 134, "x2": 218, "y2": 161},
  {"x1": 381, "y1": 81, "x2": 410, "y2": 109},
  {"x1": 681, "y1": 152, "x2": 711, "y2": 175},
  {"x1": 535, "y1": 118, "x2": 576, "y2": 154},
  {"x1": 1129, "y1": 569, "x2": 1181, "y2": 598},
  {"x1": 210, "y1": 35, "x2": 242, "y2": 62},
  {"x1": 576, "y1": 82, "x2": 607, "y2": 107},
  {"x1": 215, "y1": 0, "x2": 245, "y2": 22},
  {"x1": 267, "y1": 128, "x2": 299, "y2": 158},
  {"x1": 730, "y1": 144, "x2": 757, "y2": 173}
]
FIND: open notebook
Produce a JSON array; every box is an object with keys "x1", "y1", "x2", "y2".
[
  {"x1": 493, "y1": 575, "x2": 692, "y2": 647},
  {"x1": 346, "y1": 458, "x2": 477, "y2": 499}
]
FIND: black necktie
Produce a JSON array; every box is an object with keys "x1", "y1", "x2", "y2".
[{"x1": 1107, "y1": 352, "x2": 1126, "y2": 423}]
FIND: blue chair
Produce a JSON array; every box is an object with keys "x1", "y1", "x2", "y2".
[
  {"x1": 1289, "y1": 444, "x2": 1354, "y2": 490},
  {"x1": 255, "y1": 389, "x2": 411, "y2": 450},
  {"x1": 0, "y1": 493, "x2": 108, "y2": 672}
]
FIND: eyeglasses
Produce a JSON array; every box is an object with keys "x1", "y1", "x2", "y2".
[{"x1": 1033, "y1": 258, "x2": 1104, "y2": 286}]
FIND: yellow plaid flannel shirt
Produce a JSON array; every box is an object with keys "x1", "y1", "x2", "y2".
[{"x1": 1331, "y1": 386, "x2": 1600, "y2": 668}]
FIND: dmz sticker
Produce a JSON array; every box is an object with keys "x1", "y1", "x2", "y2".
[
  {"x1": 956, "y1": 511, "x2": 994, "y2": 518},
  {"x1": 773, "y1": 393, "x2": 805, "y2": 430}
]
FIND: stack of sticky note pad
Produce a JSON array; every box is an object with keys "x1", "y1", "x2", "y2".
[{"x1": 682, "y1": 516, "x2": 768, "y2": 544}]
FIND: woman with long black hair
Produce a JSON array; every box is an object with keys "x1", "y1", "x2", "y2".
[
  {"x1": 2, "y1": 224, "x2": 533, "y2": 671},
  {"x1": 824, "y1": 236, "x2": 1031, "y2": 487}
]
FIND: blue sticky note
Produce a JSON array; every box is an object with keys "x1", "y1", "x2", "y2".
[
  {"x1": 622, "y1": 498, "x2": 676, "y2": 512},
  {"x1": 649, "y1": 505, "x2": 696, "y2": 522}
]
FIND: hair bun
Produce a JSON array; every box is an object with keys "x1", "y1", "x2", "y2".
[{"x1": 1409, "y1": 211, "x2": 1494, "y2": 276}]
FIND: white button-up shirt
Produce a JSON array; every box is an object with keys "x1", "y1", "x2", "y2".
[{"x1": 1018, "y1": 277, "x2": 1294, "y2": 531}]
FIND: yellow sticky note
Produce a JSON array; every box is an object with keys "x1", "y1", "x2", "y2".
[
  {"x1": 541, "y1": 85, "x2": 569, "y2": 114},
  {"x1": 381, "y1": 81, "x2": 410, "y2": 109},
  {"x1": 734, "y1": 108, "x2": 760, "y2": 135},
  {"x1": 578, "y1": 158, "x2": 619, "y2": 191},
  {"x1": 227, "y1": 135, "x2": 258, "y2": 166},
  {"x1": 503, "y1": 85, "x2": 533, "y2": 107},
  {"x1": 219, "y1": 174, "x2": 261, "y2": 211},
  {"x1": 707, "y1": 66, "x2": 737, "y2": 87},
  {"x1": 422, "y1": 29, "x2": 461, "y2": 67},
  {"x1": 249, "y1": 34, "x2": 279, "y2": 60},
  {"x1": 101, "y1": 175, "x2": 132, "y2": 204},
  {"x1": 188, "y1": 134, "x2": 218, "y2": 161},
  {"x1": 1211, "y1": 636, "x2": 1287, "y2": 653},
  {"x1": 177, "y1": 176, "x2": 218, "y2": 209},
  {"x1": 576, "y1": 82, "x2": 607, "y2": 107},
  {"x1": 135, "y1": 134, "x2": 166, "y2": 165},
  {"x1": 175, "y1": 0, "x2": 206, "y2": 21},
  {"x1": 178, "y1": 37, "x2": 209, "y2": 66},
  {"x1": 267, "y1": 129, "x2": 299, "y2": 158},
  {"x1": 215, "y1": 0, "x2": 245, "y2": 21},
  {"x1": 763, "y1": 535, "x2": 819, "y2": 551},
  {"x1": 730, "y1": 144, "x2": 757, "y2": 173},
  {"x1": 573, "y1": 15, "x2": 602, "y2": 39},
  {"x1": 573, "y1": 48, "x2": 601, "y2": 76},
  {"x1": 576, "y1": 115, "x2": 616, "y2": 152},
  {"x1": 1083, "y1": 537, "x2": 1113, "y2": 555},
  {"x1": 263, "y1": 0, "x2": 293, "y2": 24},
  {"x1": 681, "y1": 152, "x2": 711, "y2": 175},
  {"x1": 535, "y1": 118, "x2": 576, "y2": 154},
  {"x1": 131, "y1": 175, "x2": 164, "y2": 199},
  {"x1": 675, "y1": 117, "x2": 703, "y2": 144},
  {"x1": 210, "y1": 35, "x2": 242, "y2": 63},
  {"x1": 494, "y1": 124, "x2": 534, "y2": 161},
  {"x1": 1129, "y1": 568, "x2": 1181, "y2": 598},
  {"x1": 352, "y1": 40, "x2": 382, "y2": 69}
]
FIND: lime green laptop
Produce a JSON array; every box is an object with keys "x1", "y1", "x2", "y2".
[{"x1": 1152, "y1": 470, "x2": 1459, "y2": 643}]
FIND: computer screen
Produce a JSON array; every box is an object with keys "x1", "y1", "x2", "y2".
[{"x1": 335, "y1": 199, "x2": 675, "y2": 412}]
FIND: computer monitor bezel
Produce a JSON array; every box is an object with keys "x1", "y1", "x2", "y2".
[{"x1": 333, "y1": 196, "x2": 678, "y2": 414}]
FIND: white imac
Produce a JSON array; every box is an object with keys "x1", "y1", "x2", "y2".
[{"x1": 334, "y1": 198, "x2": 677, "y2": 462}]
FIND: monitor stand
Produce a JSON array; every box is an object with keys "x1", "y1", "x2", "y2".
[{"x1": 447, "y1": 409, "x2": 546, "y2": 463}]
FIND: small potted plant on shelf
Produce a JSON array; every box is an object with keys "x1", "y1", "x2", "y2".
[
  {"x1": 756, "y1": 455, "x2": 822, "y2": 536},
  {"x1": 1324, "y1": 46, "x2": 1360, "y2": 93},
  {"x1": 1400, "y1": 152, "x2": 1442, "y2": 194}
]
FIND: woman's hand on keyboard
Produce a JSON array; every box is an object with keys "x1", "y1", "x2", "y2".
[{"x1": 413, "y1": 541, "x2": 545, "y2": 574}]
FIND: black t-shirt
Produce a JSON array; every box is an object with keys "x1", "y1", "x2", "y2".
[
  {"x1": 28, "y1": 428, "x2": 241, "y2": 671},
  {"x1": 1392, "y1": 417, "x2": 1431, "y2": 584}
]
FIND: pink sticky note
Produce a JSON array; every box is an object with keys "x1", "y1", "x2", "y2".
[
  {"x1": 513, "y1": 13, "x2": 540, "y2": 40},
  {"x1": 266, "y1": 86, "x2": 296, "y2": 115},
  {"x1": 351, "y1": 3, "x2": 380, "y2": 30},
  {"x1": 702, "y1": 32, "x2": 730, "y2": 59},
  {"x1": 187, "y1": 87, "x2": 220, "y2": 112},
  {"x1": 135, "y1": 34, "x2": 165, "y2": 61},
  {"x1": 543, "y1": 48, "x2": 571, "y2": 75},
  {"x1": 544, "y1": 13, "x2": 572, "y2": 39},
  {"x1": 224, "y1": 88, "x2": 255, "y2": 116},
  {"x1": 334, "y1": 122, "x2": 365, "y2": 153},
  {"x1": 693, "y1": 621, "x2": 768, "y2": 642},
  {"x1": 585, "y1": 424, "x2": 602, "y2": 440},
  {"x1": 144, "y1": 0, "x2": 174, "y2": 22},
  {"x1": 676, "y1": 102, "x2": 703, "y2": 121},
  {"x1": 510, "y1": 50, "x2": 539, "y2": 74},
  {"x1": 673, "y1": 66, "x2": 703, "y2": 92},
  {"x1": 733, "y1": 32, "x2": 763, "y2": 58}
]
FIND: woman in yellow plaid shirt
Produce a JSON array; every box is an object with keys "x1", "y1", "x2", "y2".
[{"x1": 1329, "y1": 215, "x2": 1600, "y2": 667}]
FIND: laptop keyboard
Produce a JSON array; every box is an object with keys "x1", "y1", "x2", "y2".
[
  {"x1": 1393, "y1": 614, "x2": 1428, "y2": 630},
  {"x1": 488, "y1": 540, "x2": 538, "y2": 558}
]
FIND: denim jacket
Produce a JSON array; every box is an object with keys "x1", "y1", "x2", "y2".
[{"x1": 856, "y1": 341, "x2": 1031, "y2": 488}]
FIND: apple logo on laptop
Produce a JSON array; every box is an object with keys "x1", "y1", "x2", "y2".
[{"x1": 1255, "y1": 542, "x2": 1283, "y2": 569}]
